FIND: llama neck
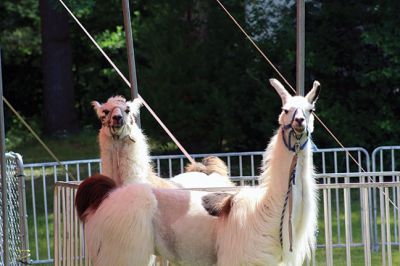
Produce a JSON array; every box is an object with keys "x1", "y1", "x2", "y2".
[
  {"x1": 260, "y1": 128, "x2": 312, "y2": 203},
  {"x1": 259, "y1": 127, "x2": 316, "y2": 258},
  {"x1": 99, "y1": 127, "x2": 152, "y2": 186}
]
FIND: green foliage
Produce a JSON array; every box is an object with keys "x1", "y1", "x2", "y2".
[
  {"x1": 5, "y1": 115, "x2": 41, "y2": 150},
  {"x1": 305, "y1": 1, "x2": 400, "y2": 149},
  {"x1": 97, "y1": 26, "x2": 125, "y2": 49}
]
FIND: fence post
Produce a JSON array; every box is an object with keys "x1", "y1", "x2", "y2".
[
  {"x1": 13, "y1": 152, "x2": 30, "y2": 263},
  {"x1": 121, "y1": 0, "x2": 141, "y2": 127},
  {"x1": 0, "y1": 47, "x2": 10, "y2": 266}
]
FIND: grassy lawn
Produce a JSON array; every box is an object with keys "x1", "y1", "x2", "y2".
[
  {"x1": 314, "y1": 246, "x2": 400, "y2": 265},
  {"x1": 12, "y1": 129, "x2": 100, "y2": 163}
]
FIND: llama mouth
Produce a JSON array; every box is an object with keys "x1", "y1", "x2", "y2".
[
  {"x1": 293, "y1": 126, "x2": 305, "y2": 134},
  {"x1": 109, "y1": 124, "x2": 125, "y2": 136},
  {"x1": 111, "y1": 124, "x2": 123, "y2": 129}
]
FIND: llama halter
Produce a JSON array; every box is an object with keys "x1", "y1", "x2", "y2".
[
  {"x1": 279, "y1": 107, "x2": 310, "y2": 252},
  {"x1": 281, "y1": 108, "x2": 309, "y2": 152}
]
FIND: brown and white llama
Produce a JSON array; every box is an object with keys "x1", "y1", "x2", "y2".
[
  {"x1": 76, "y1": 173, "x2": 223, "y2": 266},
  {"x1": 202, "y1": 78, "x2": 320, "y2": 265},
  {"x1": 92, "y1": 96, "x2": 233, "y2": 188}
]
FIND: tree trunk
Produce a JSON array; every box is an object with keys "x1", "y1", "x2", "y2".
[{"x1": 39, "y1": 0, "x2": 78, "y2": 135}]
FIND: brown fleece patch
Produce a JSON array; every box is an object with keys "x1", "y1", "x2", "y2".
[
  {"x1": 201, "y1": 192, "x2": 233, "y2": 217},
  {"x1": 75, "y1": 174, "x2": 116, "y2": 222},
  {"x1": 185, "y1": 156, "x2": 228, "y2": 176}
]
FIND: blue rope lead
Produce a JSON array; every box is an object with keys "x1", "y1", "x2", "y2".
[{"x1": 279, "y1": 163, "x2": 297, "y2": 251}]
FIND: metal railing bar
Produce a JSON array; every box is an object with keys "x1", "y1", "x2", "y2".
[
  {"x1": 315, "y1": 171, "x2": 400, "y2": 178},
  {"x1": 54, "y1": 179, "x2": 400, "y2": 191},
  {"x1": 41, "y1": 170, "x2": 51, "y2": 259},
  {"x1": 54, "y1": 186, "x2": 59, "y2": 265},
  {"x1": 385, "y1": 187, "x2": 392, "y2": 266},
  {"x1": 391, "y1": 150, "x2": 397, "y2": 243},
  {"x1": 31, "y1": 168, "x2": 39, "y2": 260}
]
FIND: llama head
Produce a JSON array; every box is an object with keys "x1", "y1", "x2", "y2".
[
  {"x1": 91, "y1": 96, "x2": 143, "y2": 139},
  {"x1": 269, "y1": 79, "x2": 320, "y2": 135}
]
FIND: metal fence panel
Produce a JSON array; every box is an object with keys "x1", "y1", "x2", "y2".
[
  {"x1": 53, "y1": 176, "x2": 400, "y2": 266},
  {"x1": 0, "y1": 152, "x2": 28, "y2": 265},
  {"x1": 20, "y1": 147, "x2": 400, "y2": 265},
  {"x1": 372, "y1": 146, "x2": 400, "y2": 266},
  {"x1": 313, "y1": 147, "x2": 371, "y2": 263}
]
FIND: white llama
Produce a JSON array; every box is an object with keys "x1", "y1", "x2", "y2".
[
  {"x1": 202, "y1": 78, "x2": 320, "y2": 265},
  {"x1": 92, "y1": 96, "x2": 233, "y2": 188}
]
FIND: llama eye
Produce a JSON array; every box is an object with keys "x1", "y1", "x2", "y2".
[
  {"x1": 309, "y1": 108, "x2": 315, "y2": 113},
  {"x1": 103, "y1": 110, "x2": 110, "y2": 115},
  {"x1": 125, "y1": 108, "x2": 130, "y2": 114},
  {"x1": 282, "y1": 109, "x2": 289, "y2": 114}
]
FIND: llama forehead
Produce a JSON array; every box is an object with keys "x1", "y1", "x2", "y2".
[
  {"x1": 283, "y1": 96, "x2": 314, "y2": 111},
  {"x1": 103, "y1": 96, "x2": 128, "y2": 110}
]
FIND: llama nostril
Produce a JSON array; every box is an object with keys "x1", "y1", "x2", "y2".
[
  {"x1": 295, "y1": 117, "x2": 304, "y2": 125},
  {"x1": 112, "y1": 115, "x2": 123, "y2": 122}
]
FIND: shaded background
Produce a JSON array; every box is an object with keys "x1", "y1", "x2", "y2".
[{"x1": 0, "y1": 0, "x2": 399, "y2": 160}]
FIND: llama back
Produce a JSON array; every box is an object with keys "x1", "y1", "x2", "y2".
[
  {"x1": 75, "y1": 174, "x2": 116, "y2": 221},
  {"x1": 185, "y1": 156, "x2": 229, "y2": 176},
  {"x1": 172, "y1": 156, "x2": 234, "y2": 188}
]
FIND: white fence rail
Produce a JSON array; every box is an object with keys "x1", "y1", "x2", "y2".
[{"x1": 18, "y1": 146, "x2": 400, "y2": 264}]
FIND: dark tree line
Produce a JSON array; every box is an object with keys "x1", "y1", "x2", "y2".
[{"x1": 0, "y1": 0, "x2": 399, "y2": 153}]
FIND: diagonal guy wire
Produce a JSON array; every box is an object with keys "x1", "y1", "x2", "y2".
[
  {"x1": 57, "y1": 0, "x2": 195, "y2": 164},
  {"x1": 215, "y1": 0, "x2": 399, "y2": 211},
  {"x1": 3, "y1": 97, "x2": 76, "y2": 181}
]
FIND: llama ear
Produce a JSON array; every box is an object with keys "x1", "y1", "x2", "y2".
[
  {"x1": 269, "y1": 78, "x2": 291, "y2": 105},
  {"x1": 308, "y1": 113, "x2": 315, "y2": 133},
  {"x1": 127, "y1": 98, "x2": 143, "y2": 116},
  {"x1": 202, "y1": 192, "x2": 233, "y2": 217},
  {"x1": 91, "y1": 101, "x2": 102, "y2": 118},
  {"x1": 305, "y1": 81, "x2": 321, "y2": 104}
]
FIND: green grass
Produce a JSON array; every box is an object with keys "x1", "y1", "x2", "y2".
[
  {"x1": 314, "y1": 246, "x2": 400, "y2": 265},
  {"x1": 13, "y1": 129, "x2": 100, "y2": 163}
]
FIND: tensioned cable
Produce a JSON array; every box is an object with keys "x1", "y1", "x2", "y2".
[
  {"x1": 57, "y1": 0, "x2": 195, "y2": 164},
  {"x1": 215, "y1": 0, "x2": 399, "y2": 210},
  {"x1": 215, "y1": 0, "x2": 295, "y2": 92},
  {"x1": 3, "y1": 97, "x2": 76, "y2": 181}
]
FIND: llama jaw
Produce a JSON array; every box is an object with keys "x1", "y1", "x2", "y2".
[
  {"x1": 108, "y1": 124, "x2": 126, "y2": 138},
  {"x1": 293, "y1": 125, "x2": 305, "y2": 135}
]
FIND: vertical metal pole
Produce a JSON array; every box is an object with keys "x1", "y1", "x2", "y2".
[
  {"x1": 0, "y1": 48, "x2": 9, "y2": 266},
  {"x1": 13, "y1": 152, "x2": 29, "y2": 264},
  {"x1": 296, "y1": 0, "x2": 305, "y2": 96},
  {"x1": 122, "y1": 0, "x2": 141, "y2": 127}
]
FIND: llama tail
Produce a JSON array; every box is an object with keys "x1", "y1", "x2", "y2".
[
  {"x1": 185, "y1": 156, "x2": 228, "y2": 176},
  {"x1": 75, "y1": 174, "x2": 116, "y2": 222}
]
